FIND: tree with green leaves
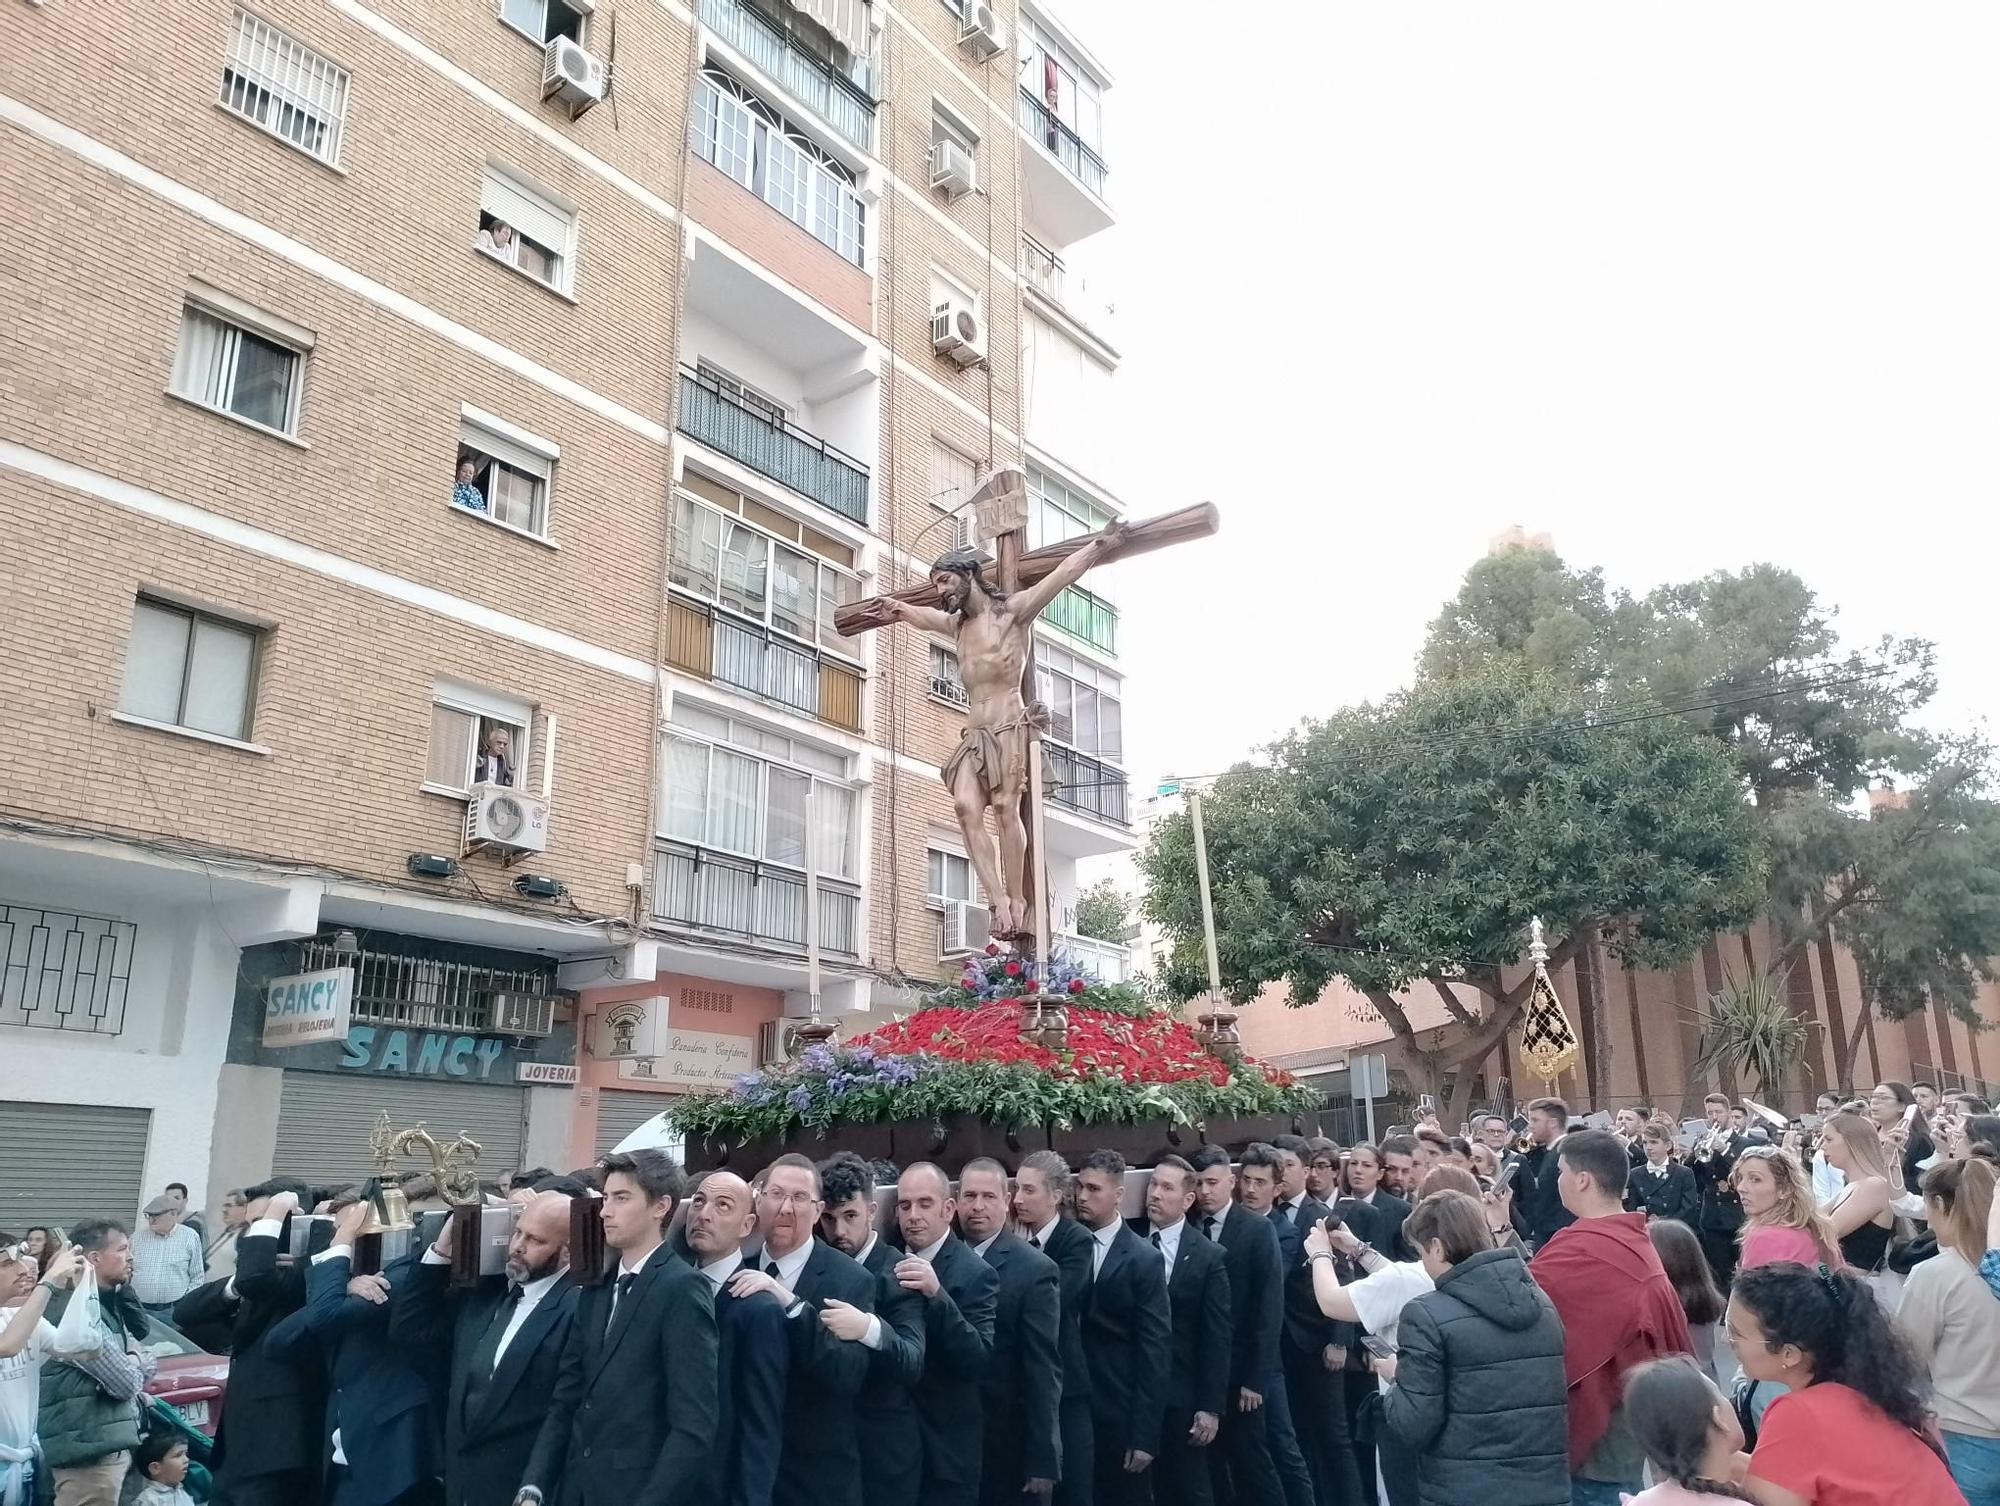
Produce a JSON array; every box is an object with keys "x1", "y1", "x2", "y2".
[
  {"x1": 1421, "y1": 547, "x2": 1997, "y2": 1088},
  {"x1": 1140, "y1": 669, "x2": 1763, "y2": 1124},
  {"x1": 1071, "y1": 877, "x2": 1131, "y2": 944}
]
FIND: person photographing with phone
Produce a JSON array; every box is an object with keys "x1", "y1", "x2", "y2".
[{"x1": 35, "y1": 1221, "x2": 155, "y2": 1506}]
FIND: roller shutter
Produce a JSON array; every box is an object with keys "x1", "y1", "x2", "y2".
[
  {"x1": 0, "y1": 1102, "x2": 151, "y2": 1229},
  {"x1": 594, "y1": 1090, "x2": 678, "y2": 1160},
  {"x1": 273, "y1": 1073, "x2": 526, "y2": 1189}
]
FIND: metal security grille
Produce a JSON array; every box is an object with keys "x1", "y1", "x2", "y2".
[
  {"x1": 0, "y1": 903, "x2": 137, "y2": 1036},
  {"x1": 272, "y1": 1074, "x2": 526, "y2": 1189},
  {"x1": 297, "y1": 941, "x2": 556, "y2": 1033},
  {"x1": 221, "y1": 10, "x2": 352, "y2": 166},
  {"x1": 595, "y1": 1090, "x2": 677, "y2": 1160},
  {"x1": 0, "y1": 1102, "x2": 151, "y2": 1228}
]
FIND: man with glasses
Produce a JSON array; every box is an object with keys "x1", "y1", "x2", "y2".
[{"x1": 1302, "y1": 1142, "x2": 1341, "y2": 1205}]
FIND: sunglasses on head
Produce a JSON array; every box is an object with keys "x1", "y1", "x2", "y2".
[{"x1": 1736, "y1": 1145, "x2": 1786, "y2": 1161}]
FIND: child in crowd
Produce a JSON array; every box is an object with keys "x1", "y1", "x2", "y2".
[
  {"x1": 131, "y1": 1433, "x2": 192, "y2": 1506},
  {"x1": 1648, "y1": 1220, "x2": 1727, "y2": 1380},
  {"x1": 1621, "y1": 1357, "x2": 1752, "y2": 1503}
]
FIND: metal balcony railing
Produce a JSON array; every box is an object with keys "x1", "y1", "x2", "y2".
[
  {"x1": 296, "y1": 940, "x2": 557, "y2": 1032},
  {"x1": 1020, "y1": 235, "x2": 1064, "y2": 301},
  {"x1": 678, "y1": 369, "x2": 870, "y2": 526},
  {"x1": 1017, "y1": 88, "x2": 1108, "y2": 196},
  {"x1": 666, "y1": 596, "x2": 864, "y2": 733},
  {"x1": 1056, "y1": 932, "x2": 1130, "y2": 984},
  {"x1": 1045, "y1": 742, "x2": 1130, "y2": 826},
  {"x1": 653, "y1": 839, "x2": 861, "y2": 956},
  {"x1": 699, "y1": 0, "x2": 875, "y2": 151}
]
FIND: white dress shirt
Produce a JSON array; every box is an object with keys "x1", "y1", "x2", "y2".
[
  {"x1": 1281, "y1": 1193, "x2": 1310, "y2": 1228},
  {"x1": 698, "y1": 1250, "x2": 743, "y2": 1291},
  {"x1": 1089, "y1": 1220, "x2": 1118, "y2": 1277},
  {"x1": 416, "y1": 1247, "x2": 564, "y2": 1364},
  {"x1": 1029, "y1": 1217, "x2": 1061, "y2": 1252},
  {"x1": 971, "y1": 1232, "x2": 1000, "y2": 1257},
  {"x1": 1150, "y1": 1218, "x2": 1184, "y2": 1277}
]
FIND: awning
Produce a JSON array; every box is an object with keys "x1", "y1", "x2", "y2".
[{"x1": 787, "y1": 0, "x2": 867, "y2": 61}]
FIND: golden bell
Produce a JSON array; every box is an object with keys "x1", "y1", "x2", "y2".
[{"x1": 357, "y1": 1178, "x2": 413, "y2": 1235}]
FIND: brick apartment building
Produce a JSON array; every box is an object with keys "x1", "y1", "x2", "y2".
[{"x1": 0, "y1": 0, "x2": 1135, "y2": 1225}]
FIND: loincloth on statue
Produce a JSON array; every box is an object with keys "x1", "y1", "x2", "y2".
[{"x1": 941, "y1": 713, "x2": 1034, "y2": 798}]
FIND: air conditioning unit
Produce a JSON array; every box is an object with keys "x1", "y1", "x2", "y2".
[
  {"x1": 958, "y1": 2, "x2": 1005, "y2": 61},
  {"x1": 757, "y1": 1018, "x2": 801, "y2": 1066},
  {"x1": 465, "y1": 783, "x2": 551, "y2": 855},
  {"x1": 931, "y1": 300, "x2": 987, "y2": 367},
  {"x1": 931, "y1": 139, "x2": 976, "y2": 201},
  {"x1": 487, "y1": 991, "x2": 557, "y2": 1037},
  {"x1": 940, "y1": 899, "x2": 992, "y2": 959},
  {"x1": 542, "y1": 36, "x2": 607, "y2": 115}
]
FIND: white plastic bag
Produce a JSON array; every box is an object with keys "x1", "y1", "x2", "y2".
[{"x1": 49, "y1": 1261, "x2": 103, "y2": 1358}]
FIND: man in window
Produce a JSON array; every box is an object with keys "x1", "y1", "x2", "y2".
[
  {"x1": 478, "y1": 219, "x2": 518, "y2": 264},
  {"x1": 453, "y1": 458, "x2": 488, "y2": 514},
  {"x1": 474, "y1": 726, "x2": 516, "y2": 787}
]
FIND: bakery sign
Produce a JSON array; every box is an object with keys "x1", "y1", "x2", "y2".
[{"x1": 616, "y1": 1026, "x2": 755, "y2": 1088}]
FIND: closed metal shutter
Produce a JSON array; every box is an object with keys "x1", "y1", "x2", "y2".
[
  {"x1": 0, "y1": 1101, "x2": 152, "y2": 1229},
  {"x1": 594, "y1": 1090, "x2": 678, "y2": 1161},
  {"x1": 273, "y1": 1074, "x2": 526, "y2": 1190}
]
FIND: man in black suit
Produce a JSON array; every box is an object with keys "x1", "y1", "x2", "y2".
[
  {"x1": 265, "y1": 1197, "x2": 434, "y2": 1506},
  {"x1": 1510, "y1": 1097, "x2": 1576, "y2": 1251},
  {"x1": 1268, "y1": 1136, "x2": 1364, "y2": 1506},
  {"x1": 392, "y1": 1192, "x2": 578, "y2": 1506},
  {"x1": 882, "y1": 1163, "x2": 998, "y2": 1505},
  {"x1": 517, "y1": 1149, "x2": 718, "y2": 1506},
  {"x1": 956, "y1": 1157, "x2": 1062, "y2": 1505},
  {"x1": 683, "y1": 1172, "x2": 789, "y2": 1506},
  {"x1": 1074, "y1": 1149, "x2": 1171, "y2": 1506},
  {"x1": 726, "y1": 1154, "x2": 875, "y2": 1506},
  {"x1": 1626, "y1": 1124, "x2": 1700, "y2": 1225},
  {"x1": 1687, "y1": 1092, "x2": 1749, "y2": 1286},
  {"x1": 204, "y1": 1179, "x2": 326, "y2": 1506},
  {"x1": 1014, "y1": 1151, "x2": 1096, "y2": 1506},
  {"x1": 816, "y1": 1154, "x2": 924, "y2": 1506},
  {"x1": 1140, "y1": 1157, "x2": 1229, "y2": 1506},
  {"x1": 1189, "y1": 1147, "x2": 1311, "y2": 1506}
]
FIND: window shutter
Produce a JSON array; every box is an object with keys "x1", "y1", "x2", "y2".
[{"x1": 480, "y1": 171, "x2": 572, "y2": 257}]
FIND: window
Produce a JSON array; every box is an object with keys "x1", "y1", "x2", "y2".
[
  {"x1": 220, "y1": 10, "x2": 351, "y2": 167},
  {"x1": 454, "y1": 409, "x2": 557, "y2": 536},
  {"x1": 1043, "y1": 584, "x2": 1117, "y2": 655},
  {"x1": 929, "y1": 642, "x2": 967, "y2": 706},
  {"x1": 1021, "y1": 16, "x2": 1102, "y2": 153},
  {"x1": 928, "y1": 440, "x2": 979, "y2": 549},
  {"x1": 695, "y1": 360, "x2": 787, "y2": 428},
  {"x1": 661, "y1": 704, "x2": 856, "y2": 878},
  {"x1": 170, "y1": 293, "x2": 310, "y2": 438},
  {"x1": 1029, "y1": 464, "x2": 1113, "y2": 548},
  {"x1": 928, "y1": 848, "x2": 976, "y2": 905},
  {"x1": 119, "y1": 598, "x2": 260, "y2": 742},
  {"x1": 1035, "y1": 643, "x2": 1122, "y2": 762},
  {"x1": 477, "y1": 169, "x2": 576, "y2": 293},
  {"x1": 692, "y1": 70, "x2": 865, "y2": 266},
  {"x1": 670, "y1": 491, "x2": 859, "y2": 660},
  {"x1": 424, "y1": 684, "x2": 532, "y2": 796},
  {"x1": 499, "y1": 0, "x2": 586, "y2": 45}
]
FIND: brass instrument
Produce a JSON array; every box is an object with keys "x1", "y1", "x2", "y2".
[{"x1": 358, "y1": 1111, "x2": 486, "y2": 1234}]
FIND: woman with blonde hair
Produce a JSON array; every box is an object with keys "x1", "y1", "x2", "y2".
[
  {"x1": 1815, "y1": 1110, "x2": 1899, "y2": 1301},
  {"x1": 1734, "y1": 1147, "x2": 1842, "y2": 1272},
  {"x1": 1896, "y1": 1158, "x2": 2000, "y2": 1506}
]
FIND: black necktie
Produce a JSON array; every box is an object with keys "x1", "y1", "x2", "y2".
[
  {"x1": 1029, "y1": 1234, "x2": 1042, "y2": 1250},
  {"x1": 1150, "y1": 1231, "x2": 1163, "y2": 1250},
  {"x1": 1203, "y1": 1214, "x2": 1219, "y2": 1241},
  {"x1": 468, "y1": 1284, "x2": 522, "y2": 1383},
  {"x1": 765, "y1": 1260, "x2": 782, "y2": 1280},
  {"x1": 605, "y1": 1272, "x2": 635, "y2": 1335}
]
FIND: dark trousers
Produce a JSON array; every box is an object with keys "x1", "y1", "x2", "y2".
[
  {"x1": 1053, "y1": 1395, "x2": 1096, "y2": 1506},
  {"x1": 1374, "y1": 1407, "x2": 1419, "y2": 1506},
  {"x1": 1343, "y1": 1367, "x2": 1376, "y2": 1505},
  {"x1": 1091, "y1": 1413, "x2": 1152, "y2": 1506},
  {"x1": 1282, "y1": 1345, "x2": 1365, "y2": 1506},
  {"x1": 215, "y1": 1473, "x2": 318, "y2": 1506},
  {"x1": 1212, "y1": 1393, "x2": 1277, "y2": 1506},
  {"x1": 1262, "y1": 1372, "x2": 1316, "y2": 1506},
  {"x1": 1699, "y1": 1224, "x2": 1740, "y2": 1291},
  {"x1": 1155, "y1": 1410, "x2": 1215, "y2": 1506}
]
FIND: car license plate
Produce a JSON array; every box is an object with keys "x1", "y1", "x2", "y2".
[{"x1": 179, "y1": 1402, "x2": 209, "y2": 1426}]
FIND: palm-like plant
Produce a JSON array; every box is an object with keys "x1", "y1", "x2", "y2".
[{"x1": 1689, "y1": 969, "x2": 1819, "y2": 1100}]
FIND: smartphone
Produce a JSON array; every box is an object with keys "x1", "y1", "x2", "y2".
[
  {"x1": 1493, "y1": 1159, "x2": 1521, "y2": 1195},
  {"x1": 1359, "y1": 1334, "x2": 1397, "y2": 1360},
  {"x1": 1321, "y1": 1212, "x2": 1345, "y2": 1235},
  {"x1": 1902, "y1": 1103, "x2": 1922, "y2": 1129},
  {"x1": 1417, "y1": 1094, "x2": 1436, "y2": 1117},
  {"x1": 1509, "y1": 1113, "x2": 1530, "y2": 1136}
]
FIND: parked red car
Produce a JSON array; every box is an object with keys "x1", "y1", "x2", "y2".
[{"x1": 140, "y1": 1316, "x2": 228, "y2": 1438}]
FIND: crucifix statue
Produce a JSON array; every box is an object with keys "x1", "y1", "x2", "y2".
[{"x1": 838, "y1": 467, "x2": 1217, "y2": 948}]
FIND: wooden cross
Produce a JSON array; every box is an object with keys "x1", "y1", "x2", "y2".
[{"x1": 838, "y1": 466, "x2": 1218, "y2": 964}]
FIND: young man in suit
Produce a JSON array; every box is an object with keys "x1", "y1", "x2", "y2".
[
  {"x1": 1074, "y1": 1150, "x2": 1171, "y2": 1506},
  {"x1": 1625, "y1": 1124, "x2": 1700, "y2": 1225},
  {"x1": 886, "y1": 1163, "x2": 998, "y2": 1506},
  {"x1": 815, "y1": 1155, "x2": 924, "y2": 1506},
  {"x1": 264, "y1": 1197, "x2": 434, "y2": 1506},
  {"x1": 683, "y1": 1172, "x2": 789, "y2": 1506},
  {"x1": 727, "y1": 1155, "x2": 875, "y2": 1506},
  {"x1": 1014, "y1": 1152, "x2": 1096, "y2": 1506},
  {"x1": 393, "y1": 1192, "x2": 577, "y2": 1506},
  {"x1": 1190, "y1": 1148, "x2": 1312, "y2": 1506},
  {"x1": 1511, "y1": 1098, "x2": 1577, "y2": 1251},
  {"x1": 517, "y1": 1149, "x2": 718, "y2": 1506},
  {"x1": 956, "y1": 1158, "x2": 1062, "y2": 1506},
  {"x1": 207, "y1": 1179, "x2": 327, "y2": 1506},
  {"x1": 1268, "y1": 1136, "x2": 1365, "y2": 1506},
  {"x1": 1141, "y1": 1158, "x2": 1230, "y2": 1506}
]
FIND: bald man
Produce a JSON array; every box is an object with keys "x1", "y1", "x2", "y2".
[
  {"x1": 685, "y1": 1173, "x2": 789, "y2": 1506},
  {"x1": 394, "y1": 1191, "x2": 581, "y2": 1506},
  {"x1": 894, "y1": 1162, "x2": 998, "y2": 1506}
]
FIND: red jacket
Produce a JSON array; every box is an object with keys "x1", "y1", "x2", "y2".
[{"x1": 1531, "y1": 1212, "x2": 1693, "y2": 1470}]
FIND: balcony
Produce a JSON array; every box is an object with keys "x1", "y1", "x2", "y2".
[
  {"x1": 678, "y1": 367, "x2": 870, "y2": 526},
  {"x1": 698, "y1": 0, "x2": 875, "y2": 152},
  {"x1": 1046, "y1": 743, "x2": 1128, "y2": 827},
  {"x1": 1043, "y1": 585, "x2": 1117, "y2": 655},
  {"x1": 667, "y1": 595, "x2": 864, "y2": 732},
  {"x1": 1055, "y1": 932, "x2": 1130, "y2": 984},
  {"x1": 1017, "y1": 88, "x2": 1113, "y2": 247},
  {"x1": 653, "y1": 838, "x2": 861, "y2": 957}
]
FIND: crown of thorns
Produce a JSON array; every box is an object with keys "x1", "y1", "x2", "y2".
[{"x1": 930, "y1": 547, "x2": 987, "y2": 577}]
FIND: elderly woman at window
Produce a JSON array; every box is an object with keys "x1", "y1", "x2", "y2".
[{"x1": 453, "y1": 457, "x2": 488, "y2": 514}]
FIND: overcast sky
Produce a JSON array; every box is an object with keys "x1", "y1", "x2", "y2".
[{"x1": 1054, "y1": 1, "x2": 2000, "y2": 805}]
